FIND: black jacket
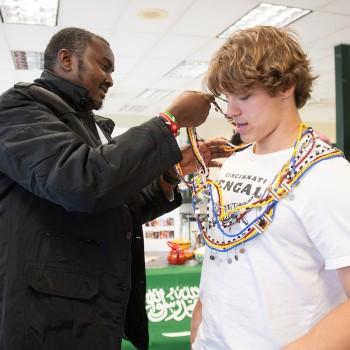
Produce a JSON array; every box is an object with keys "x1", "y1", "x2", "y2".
[{"x1": 0, "y1": 70, "x2": 182, "y2": 350}]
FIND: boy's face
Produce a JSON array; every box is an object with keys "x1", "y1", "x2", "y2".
[{"x1": 225, "y1": 85, "x2": 292, "y2": 147}]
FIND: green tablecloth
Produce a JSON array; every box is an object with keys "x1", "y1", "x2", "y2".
[{"x1": 122, "y1": 264, "x2": 201, "y2": 350}]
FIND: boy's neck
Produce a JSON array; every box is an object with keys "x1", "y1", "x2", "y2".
[{"x1": 254, "y1": 113, "x2": 302, "y2": 155}]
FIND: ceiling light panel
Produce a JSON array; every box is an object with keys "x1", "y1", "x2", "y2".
[
  {"x1": 165, "y1": 60, "x2": 208, "y2": 79},
  {"x1": 11, "y1": 50, "x2": 43, "y2": 70},
  {"x1": 218, "y1": 2, "x2": 311, "y2": 38},
  {"x1": 0, "y1": 0, "x2": 59, "y2": 26}
]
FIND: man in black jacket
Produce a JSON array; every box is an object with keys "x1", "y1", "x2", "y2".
[{"x1": 0, "y1": 27, "x2": 222, "y2": 350}]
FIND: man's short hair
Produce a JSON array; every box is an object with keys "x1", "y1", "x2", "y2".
[
  {"x1": 205, "y1": 25, "x2": 317, "y2": 108},
  {"x1": 44, "y1": 27, "x2": 110, "y2": 71}
]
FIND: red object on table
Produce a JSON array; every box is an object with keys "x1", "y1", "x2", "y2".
[{"x1": 167, "y1": 241, "x2": 186, "y2": 265}]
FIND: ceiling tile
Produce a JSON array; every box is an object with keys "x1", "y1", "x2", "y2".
[
  {"x1": 290, "y1": 11, "x2": 350, "y2": 44},
  {"x1": 320, "y1": 0, "x2": 350, "y2": 15},
  {"x1": 170, "y1": 0, "x2": 259, "y2": 37},
  {"x1": 266, "y1": 0, "x2": 331, "y2": 10},
  {"x1": 58, "y1": 0, "x2": 128, "y2": 30},
  {"x1": 149, "y1": 76, "x2": 193, "y2": 90},
  {"x1": 111, "y1": 75, "x2": 154, "y2": 95},
  {"x1": 114, "y1": 55, "x2": 139, "y2": 77},
  {"x1": 190, "y1": 38, "x2": 227, "y2": 60},
  {"x1": 116, "y1": 0, "x2": 194, "y2": 33},
  {"x1": 0, "y1": 68, "x2": 17, "y2": 83},
  {"x1": 125, "y1": 57, "x2": 180, "y2": 79},
  {"x1": 2, "y1": 24, "x2": 57, "y2": 51},
  {"x1": 0, "y1": 51, "x2": 14, "y2": 69},
  {"x1": 0, "y1": 26, "x2": 9, "y2": 50},
  {"x1": 147, "y1": 35, "x2": 210, "y2": 59},
  {"x1": 108, "y1": 31, "x2": 161, "y2": 57},
  {"x1": 308, "y1": 26, "x2": 350, "y2": 49}
]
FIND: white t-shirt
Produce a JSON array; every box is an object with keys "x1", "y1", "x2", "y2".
[
  {"x1": 193, "y1": 145, "x2": 350, "y2": 350},
  {"x1": 96, "y1": 123, "x2": 109, "y2": 144}
]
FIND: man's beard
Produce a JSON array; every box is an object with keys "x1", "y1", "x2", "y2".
[
  {"x1": 78, "y1": 60, "x2": 103, "y2": 110},
  {"x1": 89, "y1": 96, "x2": 102, "y2": 110}
]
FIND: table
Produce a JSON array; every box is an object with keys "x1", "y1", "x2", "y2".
[{"x1": 122, "y1": 264, "x2": 201, "y2": 349}]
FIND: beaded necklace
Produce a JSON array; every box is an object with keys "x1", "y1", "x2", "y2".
[{"x1": 176, "y1": 123, "x2": 344, "y2": 259}]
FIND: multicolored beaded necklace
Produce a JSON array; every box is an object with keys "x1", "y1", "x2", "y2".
[{"x1": 175, "y1": 122, "x2": 344, "y2": 261}]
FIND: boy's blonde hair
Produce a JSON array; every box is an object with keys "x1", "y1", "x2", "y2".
[{"x1": 205, "y1": 25, "x2": 316, "y2": 108}]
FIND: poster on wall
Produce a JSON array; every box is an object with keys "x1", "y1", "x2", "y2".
[{"x1": 143, "y1": 208, "x2": 180, "y2": 251}]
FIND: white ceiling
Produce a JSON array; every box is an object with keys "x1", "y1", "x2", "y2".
[{"x1": 1, "y1": 0, "x2": 350, "y2": 128}]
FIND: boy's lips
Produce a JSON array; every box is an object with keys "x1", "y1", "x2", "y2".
[{"x1": 236, "y1": 122, "x2": 249, "y2": 132}]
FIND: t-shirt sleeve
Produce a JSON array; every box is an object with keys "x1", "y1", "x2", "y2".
[{"x1": 301, "y1": 157, "x2": 350, "y2": 270}]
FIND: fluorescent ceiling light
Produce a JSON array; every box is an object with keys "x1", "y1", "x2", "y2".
[
  {"x1": 11, "y1": 50, "x2": 44, "y2": 70},
  {"x1": 165, "y1": 60, "x2": 208, "y2": 79},
  {"x1": 0, "y1": 0, "x2": 59, "y2": 26},
  {"x1": 218, "y1": 2, "x2": 311, "y2": 38},
  {"x1": 137, "y1": 89, "x2": 173, "y2": 99},
  {"x1": 119, "y1": 104, "x2": 148, "y2": 112}
]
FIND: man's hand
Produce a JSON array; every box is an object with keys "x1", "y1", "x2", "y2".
[
  {"x1": 179, "y1": 138, "x2": 233, "y2": 175},
  {"x1": 159, "y1": 138, "x2": 232, "y2": 198},
  {"x1": 166, "y1": 91, "x2": 214, "y2": 128}
]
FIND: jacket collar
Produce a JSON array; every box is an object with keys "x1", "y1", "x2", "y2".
[
  {"x1": 34, "y1": 70, "x2": 93, "y2": 112},
  {"x1": 34, "y1": 70, "x2": 115, "y2": 137}
]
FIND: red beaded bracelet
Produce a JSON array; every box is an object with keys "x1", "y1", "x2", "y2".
[{"x1": 157, "y1": 112, "x2": 179, "y2": 137}]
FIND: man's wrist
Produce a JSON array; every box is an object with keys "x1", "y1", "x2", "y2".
[
  {"x1": 162, "y1": 170, "x2": 181, "y2": 186},
  {"x1": 157, "y1": 112, "x2": 180, "y2": 137}
]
